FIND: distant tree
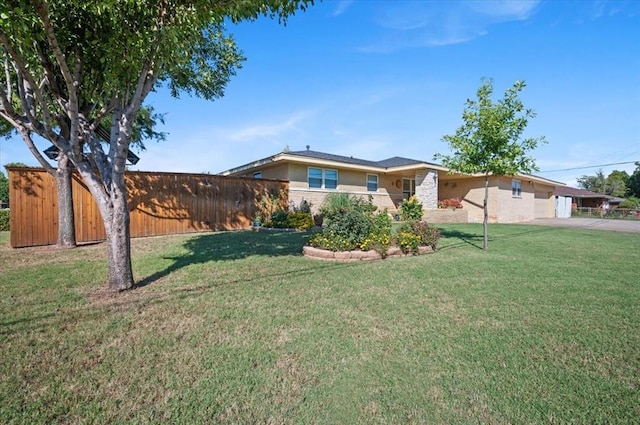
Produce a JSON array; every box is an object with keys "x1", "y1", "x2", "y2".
[
  {"x1": 578, "y1": 169, "x2": 629, "y2": 197},
  {"x1": 606, "y1": 170, "x2": 629, "y2": 198},
  {"x1": 0, "y1": 0, "x2": 312, "y2": 291},
  {"x1": 627, "y1": 162, "x2": 640, "y2": 198},
  {"x1": 4, "y1": 162, "x2": 28, "y2": 168},
  {"x1": 435, "y1": 78, "x2": 545, "y2": 251},
  {"x1": 577, "y1": 170, "x2": 607, "y2": 194},
  {"x1": 0, "y1": 169, "x2": 7, "y2": 207}
]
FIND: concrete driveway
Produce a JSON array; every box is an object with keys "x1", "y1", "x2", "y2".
[{"x1": 528, "y1": 218, "x2": 640, "y2": 233}]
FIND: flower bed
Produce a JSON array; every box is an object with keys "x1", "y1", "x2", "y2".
[
  {"x1": 304, "y1": 193, "x2": 440, "y2": 261},
  {"x1": 303, "y1": 245, "x2": 433, "y2": 262}
]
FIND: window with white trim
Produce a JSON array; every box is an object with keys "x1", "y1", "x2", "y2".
[
  {"x1": 402, "y1": 178, "x2": 415, "y2": 200},
  {"x1": 367, "y1": 174, "x2": 378, "y2": 192},
  {"x1": 308, "y1": 167, "x2": 338, "y2": 190},
  {"x1": 512, "y1": 179, "x2": 522, "y2": 197}
]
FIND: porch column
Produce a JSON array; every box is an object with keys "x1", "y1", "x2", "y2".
[{"x1": 415, "y1": 169, "x2": 438, "y2": 210}]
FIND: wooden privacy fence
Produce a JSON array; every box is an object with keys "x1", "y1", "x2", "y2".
[{"x1": 8, "y1": 167, "x2": 288, "y2": 248}]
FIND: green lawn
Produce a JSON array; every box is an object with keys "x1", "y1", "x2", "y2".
[{"x1": 1, "y1": 225, "x2": 638, "y2": 424}]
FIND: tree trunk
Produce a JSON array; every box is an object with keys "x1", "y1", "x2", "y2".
[
  {"x1": 55, "y1": 153, "x2": 77, "y2": 248},
  {"x1": 103, "y1": 177, "x2": 134, "y2": 291},
  {"x1": 79, "y1": 168, "x2": 135, "y2": 292},
  {"x1": 103, "y1": 194, "x2": 134, "y2": 291},
  {"x1": 483, "y1": 173, "x2": 489, "y2": 251}
]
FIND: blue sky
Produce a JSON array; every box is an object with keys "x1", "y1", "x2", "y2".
[{"x1": 1, "y1": 0, "x2": 639, "y2": 187}]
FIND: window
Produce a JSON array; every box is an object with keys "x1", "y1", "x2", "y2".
[
  {"x1": 324, "y1": 169, "x2": 338, "y2": 190},
  {"x1": 308, "y1": 167, "x2": 338, "y2": 190},
  {"x1": 367, "y1": 174, "x2": 378, "y2": 192},
  {"x1": 402, "y1": 178, "x2": 416, "y2": 200},
  {"x1": 512, "y1": 179, "x2": 522, "y2": 197},
  {"x1": 252, "y1": 172, "x2": 262, "y2": 179}
]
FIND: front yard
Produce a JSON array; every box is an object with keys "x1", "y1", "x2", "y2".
[{"x1": 0, "y1": 225, "x2": 638, "y2": 423}]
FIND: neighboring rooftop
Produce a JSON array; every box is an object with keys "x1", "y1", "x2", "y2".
[{"x1": 554, "y1": 186, "x2": 626, "y2": 202}]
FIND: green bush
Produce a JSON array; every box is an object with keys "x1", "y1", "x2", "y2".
[
  {"x1": 320, "y1": 193, "x2": 377, "y2": 226},
  {"x1": 287, "y1": 212, "x2": 314, "y2": 230},
  {"x1": 396, "y1": 231, "x2": 421, "y2": 254},
  {"x1": 400, "y1": 196, "x2": 423, "y2": 221},
  {"x1": 396, "y1": 220, "x2": 440, "y2": 252},
  {"x1": 325, "y1": 208, "x2": 374, "y2": 250},
  {"x1": 619, "y1": 197, "x2": 639, "y2": 209},
  {"x1": 360, "y1": 211, "x2": 392, "y2": 254},
  {"x1": 269, "y1": 210, "x2": 290, "y2": 228},
  {"x1": 0, "y1": 209, "x2": 9, "y2": 231}
]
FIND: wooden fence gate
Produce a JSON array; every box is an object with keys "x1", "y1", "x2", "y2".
[{"x1": 8, "y1": 167, "x2": 288, "y2": 248}]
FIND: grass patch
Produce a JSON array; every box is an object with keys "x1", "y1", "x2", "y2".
[{"x1": 1, "y1": 226, "x2": 639, "y2": 423}]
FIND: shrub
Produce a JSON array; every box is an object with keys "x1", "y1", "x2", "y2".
[
  {"x1": 320, "y1": 193, "x2": 377, "y2": 226},
  {"x1": 396, "y1": 231, "x2": 421, "y2": 254},
  {"x1": 326, "y1": 208, "x2": 374, "y2": 249},
  {"x1": 438, "y1": 198, "x2": 463, "y2": 209},
  {"x1": 360, "y1": 211, "x2": 392, "y2": 255},
  {"x1": 400, "y1": 196, "x2": 423, "y2": 221},
  {"x1": 287, "y1": 212, "x2": 314, "y2": 230},
  {"x1": 619, "y1": 197, "x2": 639, "y2": 209},
  {"x1": 0, "y1": 209, "x2": 9, "y2": 231},
  {"x1": 270, "y1": 210, "x2": 290, "y2": 228},
  {"x1": 396, "y1": 220, "x2": 441, "y2": 252}
]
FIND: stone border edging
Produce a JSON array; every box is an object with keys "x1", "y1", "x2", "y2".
[{"x1": 302, "y1": 245, "x2": 433, "y2": 262}]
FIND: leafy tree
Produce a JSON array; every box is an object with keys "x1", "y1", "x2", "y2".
[
  {"x1": 627, "y1": 162, "x2": 640, "y2": 198},
  {"x1": 435, "y1": 78, "x2": 545, "y2": 251},
  {"x1": 578, "y1": 169, "x2": 630, "y2": 197},
  {"x1": 577, "y1": 170, "x2": 607, "y2": 194},
  {"x1": 0, "y1": 0, "x2": 312, "y2": 291},
  {"x1": 607, "y1": 170, "x2": 629, "y2": 198},
  {"x1": 0, "y1": 169, "x2": 7, "y2": 207}
]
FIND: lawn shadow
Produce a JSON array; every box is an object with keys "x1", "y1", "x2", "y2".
[
  {"x1": 436, "y1": 224, "x2": 560, "y2": 251},
  {"x1": 437, "y1": 228, "x2": 484, "y2": 250},
  {"x1": 135, "y1": 230, "x2": 311, "y2": 288}
]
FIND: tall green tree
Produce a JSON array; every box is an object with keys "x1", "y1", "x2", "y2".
[
  {"x1": 0, "y1": 0, "x2": 312, "y2": 291},
  {"x1": 628, "y1": 162, "x2": 640, "y2": 198},
  {"x1": 577, "y1": 170, "x2": 607, "y2": 194},
  {"x1": 435, "y1": 78, "x2": 546, "y2": 251},
  {"x1": 577, "y1": 169, "x2": 630, "y2": 197},
  {"x1": 0, "y1": 169, "x2": 8, "y2": 207}
]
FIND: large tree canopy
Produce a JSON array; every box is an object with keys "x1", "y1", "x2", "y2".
[
  {"x1": 435, "y1": 78, "x2": 545, "y2": 251},
  {"x1": 577, "y1": 169, "x2": 631, "y2": 198},
  {"x1": 0, "y1": 0, "x2": 312, "y2": 291}
]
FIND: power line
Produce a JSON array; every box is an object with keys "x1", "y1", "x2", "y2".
[{"x1": 539, "y1": 160, "x2": 639, "y2": 174}]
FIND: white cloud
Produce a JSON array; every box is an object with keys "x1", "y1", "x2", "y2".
[
  {"x1": 332, "y1": 0, "x2": 354, "y2": 17},
  {"x1": 361, "y1": 0, "x2": 542, "y2": 51},
  {"x1": 466, "y1": 0, "x2": 540, "y2": 20}
]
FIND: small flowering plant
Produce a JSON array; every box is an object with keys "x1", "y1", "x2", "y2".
[
  {"x1": 400, "y1": 196, "x2": 423, "y2": 221},
  {"x1": 438, "y1": 197, "x2": 463, "y2": 209}
]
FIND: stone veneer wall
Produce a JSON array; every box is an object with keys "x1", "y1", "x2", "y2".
[{"x1": 415, "y1": 169, "x2": 438, "y2": 210}]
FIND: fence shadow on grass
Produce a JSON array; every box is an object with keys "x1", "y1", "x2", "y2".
[{"x1": 135, "y1": 230, "x2": 311, "y2": 288}]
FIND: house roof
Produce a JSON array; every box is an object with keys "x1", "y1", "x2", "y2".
[
  {"x1": 555, "y1": 186, "x2": 608, "y2": 198},
  {"x1": 287, "y1": 150, "x2": 427, "y2": 168},
  {"x1": 220, "y1": 149, "x2": 443, "y2": 175},
  {"x1": 220, "y1": 149, "x2": 563, "y2": 187}
]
